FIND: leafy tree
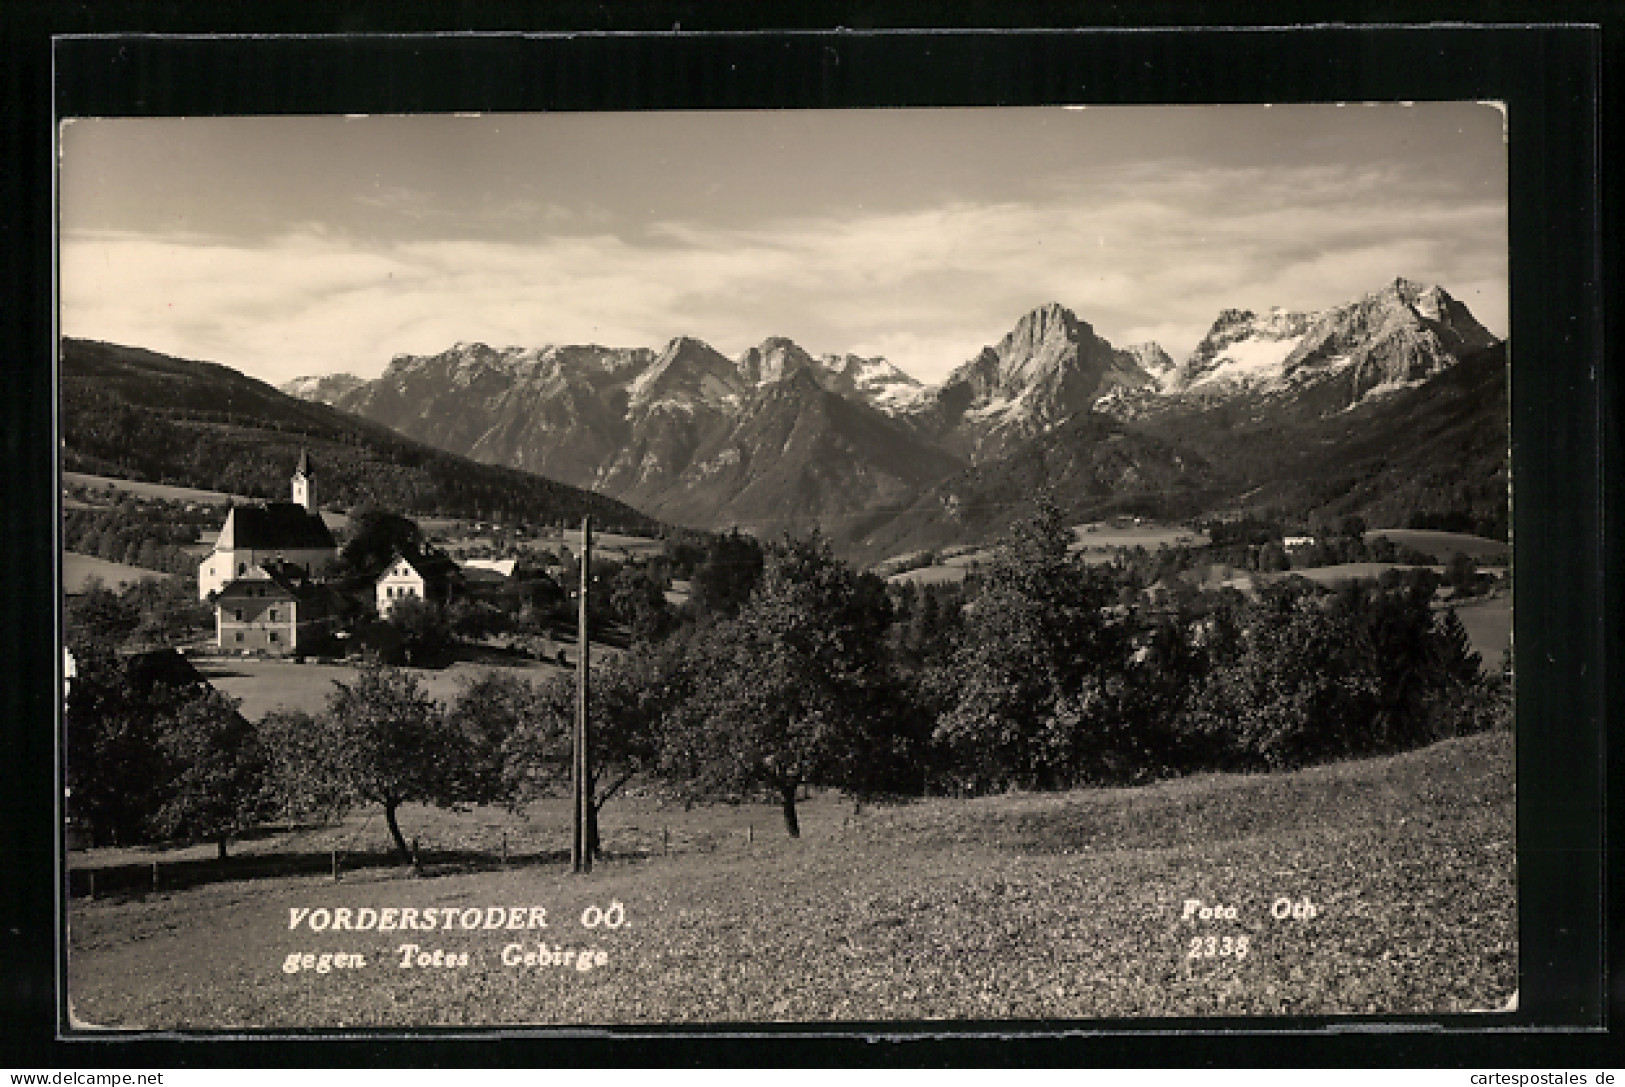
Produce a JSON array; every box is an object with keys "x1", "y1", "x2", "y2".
[
  {"x1": 64, "y1": 579, "x2": 141, "y2": 655},
  {"x1": 1178, "y1": 576, "x2": 1486, "y2": 771},
  {"x1": 258, "y1": 709, "x2": 352, "y2": 822},
  {"x1": 691, "y1": 529, "x2": 765, "y2": 618},
  {"x1": 664, "y1": 533, "x2": 896, "y2": 836},
  {"x1": 1446, "y1": 551, "x2": 1479, "y2": 596},
  {"x1": 320, "y1": 664, "x2": 456, "y2": 862},
  {"x1": 387, "y1": 596, "x2": 455, "y2": 665},
  {"x1": 125, "y1": 576, "x2": 214, "y2": 647},
  {"x1": 506, "y1": 643, "x2": 683, "y2": 855},
  {"x1": 444, "y1": 671, "x2": 547, "y2": 809},
  {"x1": 334, "y1": 507, "x2": 424, "y2": 579},
  {"x1": 64, "y1": 646, "x2": 169, "y2": 846},
  {"x1": 610, "y1": 565, "x2": 676, "y2": 643},
  {"x1": 933, "y1": 496, "x2": 1129, "y2": 790},
  {"x1": 150, "y1": 686, "x2": 269, "y2": 859}
]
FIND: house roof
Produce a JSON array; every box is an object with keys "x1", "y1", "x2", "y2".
[
  {"x1": 376, "y1": 547, "x2": 462, "y2": 590},
  {"x1": 215, "y1": 502, "x2": 337, "y2": 552},
  {"x1": 217, "y1": 561, "x2": 324, "y2": 600}
]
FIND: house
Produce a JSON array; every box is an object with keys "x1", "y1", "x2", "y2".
[
  {"x1": 197, "y1": 452, "x2": 337, "y2": 599},
  {"x1": 375, "y1": 548, "x2": 462, "y2": 618},
  {"x1": 215, "y1": 561, "x2": 339, "y2": 656}
]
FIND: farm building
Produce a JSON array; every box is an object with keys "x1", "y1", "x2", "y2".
[
  {"x1": 197, "y1": 452, "x2": 337, "y2": 599},
  {"x1": 375, "y1": 548, "x2": 462, "y2": 618},
  {"x1": 214, "y1": 561, "x2": 341, "y2": 656}
]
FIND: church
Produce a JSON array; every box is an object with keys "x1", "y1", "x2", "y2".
[{"x1": 197, "y1": 452, "x2": 338, "y2": 600}]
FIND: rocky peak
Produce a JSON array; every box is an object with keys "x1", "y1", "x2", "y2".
[
  {"x1": 737, "y1": 337, "x2": 818, "y2": 386},
  {"x1": 1112, "y1": 342, "x2": 1176, "y2": 390},
  {"x1": 628, "y1": 336, "x2": 746, "y2": 412}
]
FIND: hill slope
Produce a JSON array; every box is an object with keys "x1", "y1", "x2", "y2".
[{"x1": 60, "y1": 339, "x2": 665, "y2": 534}]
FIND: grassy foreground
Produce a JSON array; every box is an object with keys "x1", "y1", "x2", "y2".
[{"x1": 66, "y1": 731, "x2": 1515, "y2": 1029}]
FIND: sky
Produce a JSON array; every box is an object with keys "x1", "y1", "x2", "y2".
[{"x1": 59, "y1": 104, "x2": 1508, "y2": 388}]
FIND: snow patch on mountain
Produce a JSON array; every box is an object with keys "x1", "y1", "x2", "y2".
[{"x1": 1185, "y1": 334, "x2": 1305, "y2": 390}]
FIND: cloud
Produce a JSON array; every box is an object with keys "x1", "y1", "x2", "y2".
[{"x1": 60, "y1": 154, "x2": 1506, "y2": 388}]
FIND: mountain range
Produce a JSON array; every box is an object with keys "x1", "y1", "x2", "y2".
[{"x1": 281, "y1": 276, "x2": 1504, "y2": 559}]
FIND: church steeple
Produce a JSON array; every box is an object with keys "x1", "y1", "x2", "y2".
[{"x1": 291, "y1": 450, "x2": 316, "y2": 512}]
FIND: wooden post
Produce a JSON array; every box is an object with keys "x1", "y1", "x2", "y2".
[
  {"x1": 747, "y1": 824, "x2": 753, "y2": 846},
  {"x1": 331, "y1": 848, "x2": 340, "y2": 882},
  {"x1": 411, "y1": 837, "x2": 420, "y2": 874},
  {"x1": 573, "y1": 516, "x2": 593, "y2": 874}
]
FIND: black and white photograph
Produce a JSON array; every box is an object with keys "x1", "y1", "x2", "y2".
[{"x1": 56, "y1": 97, "x2": 1526, "y2": 1030}]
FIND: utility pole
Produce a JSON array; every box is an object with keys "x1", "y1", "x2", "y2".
[{"x1": 572, "y1": 515, "x2": 593, "y2": 874}]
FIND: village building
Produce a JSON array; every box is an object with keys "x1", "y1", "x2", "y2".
[
  {"x1": 375, "y1": 548, "x2": 462, "y2": 618},
  {"x1": 197, "y1": 452, "x2": 338, "y2": 599},
  {"x1": 215, "y1": 561, "x2": 339, "y2": 656}
]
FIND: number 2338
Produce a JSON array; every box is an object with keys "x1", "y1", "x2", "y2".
[{"x1": 1188, "y1": 935, "x2": 1250, "y2": 960}]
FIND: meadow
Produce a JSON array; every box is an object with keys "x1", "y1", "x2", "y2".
[
  {"x1": 64, "y1": 729, "x2": 1516, "y2": 1029},
  {"x1": 194, "y1": 654, "x2": 573, "y2": 720},
  {"x1": 61, "y1": 552, "x2": 173, "y2": 595}
]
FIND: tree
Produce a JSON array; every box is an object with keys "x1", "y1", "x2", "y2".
[
  {"x1": 610, "y1": 565, "x2": 676, "y2": 643},
  {"x1": 933, "y1": 496, "x2": 1129, "y2": 790},
  {"x1": 664, "y1": 533, "x2": 897, "y2": 836},
  {"x1": 387, "y1": 596, "x2": 455, "y2": 665},
  {"x1": 320, "y1": 664, "x2": 456, "y2": 862},
  {"x1": 125, "y1": 576, "x2": 214, "y2": 648},
  {"x1": 64, "y1": 646, "x2": 170, "y2": 846},
  {"x1": 64, "y1": 579, "x2": 141, "y2": 655},
  {"x1": 444, "y1": 670, "x2": 547, "y2": 809},
  {"x1": 691, "y1": 530, "x2": 765, "y2": 618},
  {"x1": 1446, "y1": 551, "x2": 1479, "y2": 597},
  {"x1": 333, "y1": 507, "x2": 424, "y2": 579},
  {"x1": 505, "y1": 643, "x2": 681, "y2": 855},
  {"x1": 258, "y1": 709, "x2": 352, "y2": 822},
  {"x1": 150, "y1": 686, "x2": 269, "y2": 859}
]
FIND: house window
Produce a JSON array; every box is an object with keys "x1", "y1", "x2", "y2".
[
  {"x1": 238, "y1": 562, "x2": 246, "y2": 576},
  {"x1": 269, "y1": 609, "x2": 278, "y2": 622},
  {"x1": 269, "y1": 632, "x2": 278, "y2": 643},
  {"x1": 234, "y1": 609, "x2": 243, "y2": 621},
  {"x1": 234, "y1": 632, "x2": 243, "y2": 643}
]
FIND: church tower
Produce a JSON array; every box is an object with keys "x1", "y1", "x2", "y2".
[{"x1": 291, "y1": 449, "x2": 316, "y2": 512}]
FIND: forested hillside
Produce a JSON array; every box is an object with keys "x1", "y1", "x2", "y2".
[{"x1": 60, "y1": 339, "x2": 664, "y2": 534}]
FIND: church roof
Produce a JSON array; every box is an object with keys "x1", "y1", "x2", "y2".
[
  {"x1": 217, "y1": 502, "x2": 337, "y2": 551},
  {"x1": 295, "y1": 449, "x2": 313, "y2": 476}
]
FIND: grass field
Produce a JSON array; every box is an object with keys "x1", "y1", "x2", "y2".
[
  {"x1": 1452, "y1": 595, "x2": 1513, "y2": 673},
  {"x1": 1282, "y1": 562, "x2": 1443, "y2": 585},
  {"x1": 1364, "y1": 529, "x2": 1510, "y2": 563},
  {"x1": 193, "y1": 655, "x2": 574, "y2": 720},
  {"x1": 65, "y1": 729, "x2": 1515, "y2": 1028},
  {"x1": 62, "y1": 552, "x2": 173, "y2": 594},
  {"x1": 1071, "y1": 523, "x2": 1211, "y2": 550},
  {"x1": 64, "y1": 471, "x2": 248, "y2": 506},
  {"x1": 64, "y1": 472, "x2": 350, "y2": 532},
  {"x1": 887, "y1": 565, "x2": 971, "y2": 586}
]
